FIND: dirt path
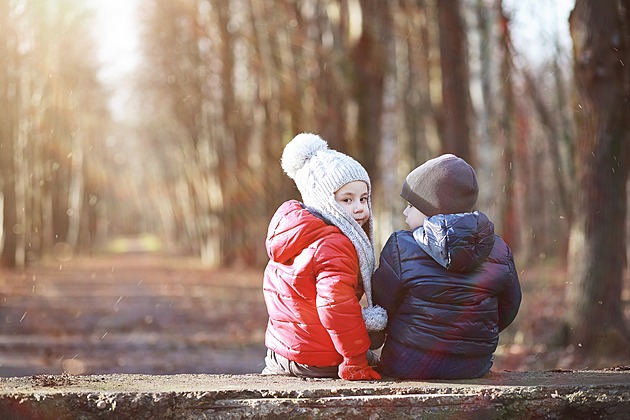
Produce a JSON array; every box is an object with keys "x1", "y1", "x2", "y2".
[
  {"x1": 2, "y1": 253, "x2": 626, "y2": 378},
  {"x1": 0, "y1": 253, "x2": 268, "y2": 377}
]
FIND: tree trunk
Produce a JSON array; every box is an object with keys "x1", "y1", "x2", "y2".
[
  {"x1": 0, "y1": 0, "x2": 18, "y2": 268},
  {"x1": 496, "y1": 6, "x2": 517, "y2": 249},
  {"x1": 354, "y1": 0, "x2": 390, "y2": 179},
  {"x1": 564, "y1": 0, "x2": 630, "y2": 362},
  {"x1": 66, "y1": 130, "x2": 84, "y2": 250},
  {"x1": 436, "y1": 0, "x2": 472, "y2": 163},
  {"x1": 474, "y1": 0, "x2": 498, "y2": 212},
  {"x1": 0, "y1": 132, "x2": 18, "y2": 269}
]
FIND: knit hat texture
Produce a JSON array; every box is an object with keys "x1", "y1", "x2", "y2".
[
  {"x1": 281, "y1": 133, "x2": 387, "y2": 332},
  {"x1": 401, "y1": 154, "x2": 479, "y2": 217}
]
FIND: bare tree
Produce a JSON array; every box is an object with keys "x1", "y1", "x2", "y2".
[
  {"x1": 353, "y1": 0, "x2": 391, "y2": 180},
  {"x1": 0, "y1": 0, "x2": 19, "y2": 268},
  {"x1": 564, "y1": 0, "x2": 630, "y2": 363},
  {"x1": 495, "y1": 4, "x2": 518, "y2": 248},
  {"x1": 436, "y1": 0, "x2": 473, "y2": 163}
]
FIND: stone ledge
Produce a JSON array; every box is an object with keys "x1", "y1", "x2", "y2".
[{"x1": 1, "y1": 370, "x2": 629, "y2": 419}]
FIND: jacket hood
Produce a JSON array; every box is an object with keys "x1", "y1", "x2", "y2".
[
  {"x1": 412, "y1": 211, "x2": 495, "y2": 272},
  {"x1": 266, "y1": 200, "x2": 336, "y2": 264}
]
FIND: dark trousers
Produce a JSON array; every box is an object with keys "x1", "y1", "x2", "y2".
[{"x1": 378, "y1": 340, "x2": 493, "y2": 380}]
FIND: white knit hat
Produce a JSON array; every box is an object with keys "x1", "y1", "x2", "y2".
[{"x1": 281, "y1": 133, "x2": 387, "y2": 332}]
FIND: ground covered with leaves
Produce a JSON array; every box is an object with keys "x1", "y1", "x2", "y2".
[{"x1": 0, "y1": 253, "x2": 627, "y2": 377}]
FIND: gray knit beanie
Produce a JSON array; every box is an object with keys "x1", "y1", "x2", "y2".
[
  {"x1": 401, "y1": 154, "x2": 479, "y2": 216},
  {"x1": 281, "y1": 133, "x2": 387, "y2": 332}
]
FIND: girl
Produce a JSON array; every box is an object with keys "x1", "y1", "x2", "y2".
[{"x1": 261, "y1": 133, "x2": 386, "y2": 380}]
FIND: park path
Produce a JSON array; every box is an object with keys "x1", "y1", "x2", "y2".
[{"x1": 0, "y1": 253, "x2": 268, "y2": 377}]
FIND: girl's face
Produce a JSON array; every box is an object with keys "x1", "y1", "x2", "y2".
[
  {"x1": 334, "y1": 181, "x2": 369, "y2": 227},
  {"x1": 403, "y1": 203, "x2": 426, "y2": 230}
]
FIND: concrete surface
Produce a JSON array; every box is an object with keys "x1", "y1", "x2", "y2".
[{"x1": 1, "y1": 369, "x2": 629, "y2": 419}]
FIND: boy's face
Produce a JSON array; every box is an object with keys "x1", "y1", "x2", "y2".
[
  {"x1": 403, "y1": 203, "x2": 426, "y2": 230},
  {"x1": 334, "y1": 181, "x2": 370, "y2": 227}
]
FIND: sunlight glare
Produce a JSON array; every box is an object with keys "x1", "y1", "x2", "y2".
[{"x1": 90, "y1": 0, "x2": 139, "y2": 119}]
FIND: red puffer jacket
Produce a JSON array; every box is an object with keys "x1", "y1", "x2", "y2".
[{"x1": 263, "y1": 200, "x2": 370, "y2": 367}]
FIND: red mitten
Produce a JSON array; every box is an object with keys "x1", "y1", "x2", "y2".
[{"x1": 339, "y1": 356, "x2": 381, "y2": 380}]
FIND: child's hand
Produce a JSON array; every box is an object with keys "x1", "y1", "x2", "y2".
[{"x1": 339, "y1": 357, "x2": 381, "y2": 380}]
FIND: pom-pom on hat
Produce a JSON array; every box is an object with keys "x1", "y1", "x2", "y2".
[
  {"x1": 401, "y1": 154, "x2": 479, "y2": 217},
  {"x1": 281, "y1": 133, "x2": 387, "y2": 332}
]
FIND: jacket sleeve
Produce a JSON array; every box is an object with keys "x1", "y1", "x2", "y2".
[
  {"x1": 497, "y1": 253, "x2": 522, "y2": 332},
  {"x1": 313, "y1": 238, "x2": 371, "y2": 360},
  {"x1": 372, "y1": 232, "x2": 404, "y2": 316}
]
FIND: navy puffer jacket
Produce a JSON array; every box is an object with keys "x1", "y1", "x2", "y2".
[{"x1": 372, "y1": 211, "x2": 521, "y2": 357}]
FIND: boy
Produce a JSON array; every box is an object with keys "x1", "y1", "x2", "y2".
[
  {"x1": 262, "y1": 133, "x2": 386, "y2": 380},
  {"x1": 372, "y1": 154, "x2": 522, "y2": 379}
]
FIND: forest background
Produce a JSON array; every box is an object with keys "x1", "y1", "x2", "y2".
[{"x1": 0, "y1": 0, "x2": 628, "y2": 375}]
